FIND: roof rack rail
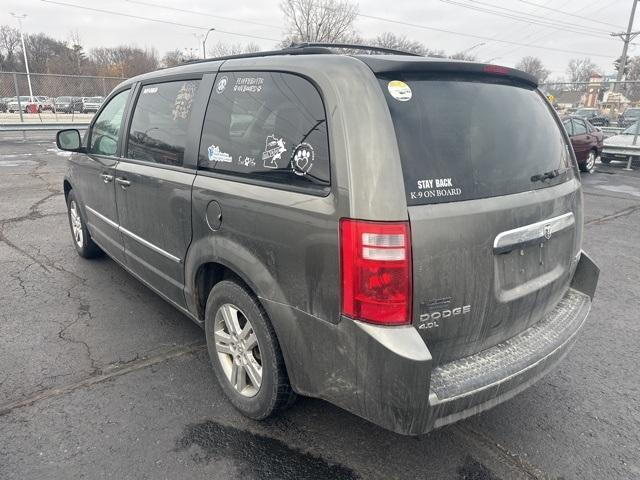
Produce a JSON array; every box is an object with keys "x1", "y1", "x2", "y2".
[
  {"x1": 289, "y1": 42, "x2": 422, "y2": 57},
  {"x1": 179, "y1": 42, "x2": 420, "y2": 67},
  {"x1": 181, "y1": 46, "x2": 333, "y2": 66}
]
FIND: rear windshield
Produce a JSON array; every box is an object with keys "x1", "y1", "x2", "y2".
[{"x1": 380, "y1": 75, "x2": 573, "y2": 205}]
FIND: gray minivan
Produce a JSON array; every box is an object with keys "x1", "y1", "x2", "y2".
[{"x1": 57, "y1": 44, "x2": 599, "y2": 435}]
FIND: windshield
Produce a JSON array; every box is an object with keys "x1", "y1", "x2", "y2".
[
  {"x1": 380, "y1": 75, "x2": 573, "y2": 205},
  {"x1": 622, "y1": 122, "x2": 640, "y2": 134},
  {"x1": 88, "y1": 97, "x2": 103, "y2": 102},
  {"x1": 625, "y1": 109, "x2": 640, "y2": 116},
  {"x1": 575, "y1": 109, "x2": 596, "y2": 116},
  {"x1": 57, "y1": 97, "x2": 71, "y2": 102}
]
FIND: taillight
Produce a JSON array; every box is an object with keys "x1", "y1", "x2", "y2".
[{"x1": 340, "y1": 219, "x2": 412, "y2": 325}]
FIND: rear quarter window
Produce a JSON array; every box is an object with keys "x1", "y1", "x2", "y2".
[
  {"x1": 379, "y1": 76, "x2": 573, "y2": 205},
  {"x1": 198, "y1": 72, "x2": 330, "y2": 194}
]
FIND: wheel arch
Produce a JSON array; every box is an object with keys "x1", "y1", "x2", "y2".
[
  {"x1": 63, "y1": 179, "x2": 73, "y2": 200},
  {"x1": 185, "y1": 236, "x2": 286, "y2": 323},
  {"x1": 193, "y1": 261, "x2": 256, "y2": 321}
]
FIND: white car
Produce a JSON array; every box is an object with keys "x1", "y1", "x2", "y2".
[
  {"x1": 82, "y1": 96, "x2": 104, "y2": 113},
  {"x1": 602, "y1": 122, "x2": 640, "y2": 164}
]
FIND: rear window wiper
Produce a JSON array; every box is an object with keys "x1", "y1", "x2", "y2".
[{"x1": 530, "y1": 168, "x2": 569, "y2": 183}]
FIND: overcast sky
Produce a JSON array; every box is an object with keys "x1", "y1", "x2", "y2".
[{"x1": 1, "y1": 0, "x2": 634, "y2": 78}]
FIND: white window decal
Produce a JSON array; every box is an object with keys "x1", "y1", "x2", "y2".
[
  {"x1": 238, "y1": 156, "x2": 256, "y2": 168},
  {"x1": 207, "y1": 145, "x2": 232, "y2": 163},
  {"x1": 291, "y1": 143, "x2": 314, "y2": 176},
  {"x1": 262, "y1": 135, "x2": 286, "y2": 169},
  {"x1": 409, "y1": 177, "x2": 462, "y2": 200},
  {"x1": 216, "y1": 76, "x2": 228, "y2": 94},
  {"x1": 234, "y1": 76, "x2": 264, "y2": 93}
]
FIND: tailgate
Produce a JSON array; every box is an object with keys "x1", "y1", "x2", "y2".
[
  {"x1": 409, "y1": 180, "x2": 581, "y2": 364},
  {"x1": 377, "y1": 72, "x2": 582, "y2": 364}
]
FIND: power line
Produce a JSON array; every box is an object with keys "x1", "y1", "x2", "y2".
[
  {"x1": 124, "y1": 0, "x2": 282, "y2": 30},
  {"x1": 463, "y1": 0, "x2": 616, "y2": 34},
  {"x1": 487, "y1": 0, "x2": 608, "y2": 62},
  {"x1": 516, "y1": 0, "x2": 626, "y2": 30},
  {"x1": 39, "y1": 0, "x2": 617, "y2": 61},
  {"x1": 439, "y1": 0, "x2": 617, "y2": 39},
  {"x1": 475, "y1": 0, "x2": 554, "y2": 57},
  {"x1": 39, "y1": 0, "x2": 281, "y2": 42},
  {"x1": 355, "y1": 12, "x2": 615, "y2": 58}
]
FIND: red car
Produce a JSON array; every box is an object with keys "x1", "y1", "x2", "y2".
[{"x1": 562, "y1": 116, "x2": 603, "y2": 172}]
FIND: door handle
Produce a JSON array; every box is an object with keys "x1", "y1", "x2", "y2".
[
  {"x1": 100, "y1": 173, "x2": 113, "y2": 183},
  {"x1": 115, "y1": 177, "x2": 131, "y2": 188}
]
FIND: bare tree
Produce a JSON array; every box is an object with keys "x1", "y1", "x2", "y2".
[
  {"x1": 161, "y1": 49, "x2": 198, "y2": 68},
  {"x1": 280, "y1": 0, "x2": 359, "y2": 45},
  {"x1": 90, "y1": 46, "x2": 159, "y2": 77},
  {"x1": 566, "y1": 58, "x2": 600, "y2": 85},
  {"x1": 0, "y1": 25, "x2": 22, "y2": 71},
  {"x1": 515, "y1": 56, "x2": 550, "y2": 83},
  {"x1": 449, "y1": 51, "x2": 477, "y2": 61},
  {"x1": 369, "y1": 32, "x2": 444, "y2": 56},
  {"x1": 25, "y1": 33, "x2": 70, "y2": 74},
  {"x1": 66, "y1": 30, "x2": 87, "y2": 75},
  {"x1": 208, "y1": 41, "x2": 260, "y2": 58}
]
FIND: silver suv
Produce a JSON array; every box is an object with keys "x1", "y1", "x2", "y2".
[{"x1": 57, "y1": 44, "x2": 599, "y2": 435}]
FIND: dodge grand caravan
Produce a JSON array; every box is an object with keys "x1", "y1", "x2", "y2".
[{"x1": 57, "y1": 44, "x2": 599, "y2": 435}]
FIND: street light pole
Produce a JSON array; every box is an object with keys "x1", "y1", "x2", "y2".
[
  {"x1": 10, "y1": 12, "x2": 34, "y2": 100},
  {"x1": 462, "y1": 42, "x2": 485, "y2": 55},
  {"x1": 202, "y1": 28, "x2": 215, "y2": 59}
]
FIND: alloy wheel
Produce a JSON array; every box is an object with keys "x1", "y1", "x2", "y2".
[
  {"x1": 213, "y1": 303, "x2": 262, "y2": 397},
  {"x1": 69, "y1": 200, "x2": 83, "y2": 247},
  {"x1": 586, "y1": 151, "x2": 596, "y2": 171}
]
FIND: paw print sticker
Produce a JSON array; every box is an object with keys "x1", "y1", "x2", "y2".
[{"x1": 292, "y1": 143, "x2": 314, "y2": 176}]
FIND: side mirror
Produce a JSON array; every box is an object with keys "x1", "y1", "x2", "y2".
[{"x1": 56, "y1": 129, "x2": 84, "y2": 152}]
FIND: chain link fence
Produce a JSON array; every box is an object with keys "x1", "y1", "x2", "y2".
[{"x1": 0, "y1": 72, "x2": 126, "y2": 125}]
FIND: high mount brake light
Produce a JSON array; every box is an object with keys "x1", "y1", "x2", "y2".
[
  {"x1": 340, "y1": 219, "x2": 412, "y2": 325},
  {"x1": 483, "y1": 64, "x2": 510, "y2": 75}
]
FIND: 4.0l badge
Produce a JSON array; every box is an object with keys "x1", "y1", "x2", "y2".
[{"x1": 418, "y1": 303, "x2": 471, "y2": 330}]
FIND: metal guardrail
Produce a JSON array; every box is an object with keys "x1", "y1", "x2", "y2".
[{"x1": 0, "y1": 123, "x2": 89, "y2": 132}]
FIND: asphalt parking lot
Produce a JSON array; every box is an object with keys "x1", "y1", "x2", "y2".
[{"x1": 1, "y1": 132, "x2": 639, "y2": 480}]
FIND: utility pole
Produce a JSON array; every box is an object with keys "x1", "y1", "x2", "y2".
[
  {"x1": 612, "y1": 0, "x2": 640, "y2": 88},
  {"x1": 10, "y1": 12, "x2": 34, "y2": 100}
]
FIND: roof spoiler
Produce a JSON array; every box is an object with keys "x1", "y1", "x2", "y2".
[{"x1": 357, "y1": 57, "x2": 538, "y2": 88}]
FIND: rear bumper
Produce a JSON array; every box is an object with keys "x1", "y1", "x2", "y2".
[
  {"x1": 263, "y1": 252, "x2": 599, "y2": 435},
  {"x1": 603, "y1": 145, "x2": 640, "y2": 158}
]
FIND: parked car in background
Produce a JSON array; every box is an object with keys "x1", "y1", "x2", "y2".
[
  {"x1": 55, "y1": 96, "x2": 83, "y2": 113},
  {"x1": 36, "y1": 96, "x2": 56, "y2": 112},
  {"x1": 8, "y1": 96, "x2": 35, "y2": 113},
  {"x1": 574, "y1": 108, "x2": 610, "y2": 126},
  {"x1": 602, "y1": 121, "x2": 640, "y2": 164},
  {"x1": 617, "y1": 107, "x2": 640, "y2": 128},
  {"x1": 82, "y1": 96, "x2": 104, "y2": 113},
  {"x1": 56, "y1": 46, "x2": 599, "y2": 435},
  {"x1": 562, "y1": 116, "x2": 603, "y2": 172}
]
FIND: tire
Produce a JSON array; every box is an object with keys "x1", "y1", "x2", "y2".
[
  {"x1": 205, "y1": 280, "x2": 296, "y2": 419},
  {"x1": 37, "y1": 106, "x2": 42, "y2": 113},
  {"x1": 66, "y1": 190, "x2": 102, "y2": 259},
  {"x1": 580, "y1": 149, "x2": 597, "y2": 173},
  {"x1": 600, "y1": 156, "x2": 612, "y2": 164}
]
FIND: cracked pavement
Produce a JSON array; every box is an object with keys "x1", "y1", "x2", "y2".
[{"x1": 1, "y1": 132, "x2": 639, "y2": 479}]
